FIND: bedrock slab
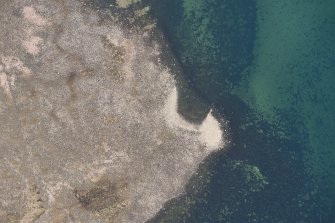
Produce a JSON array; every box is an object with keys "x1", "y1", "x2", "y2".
[{"x1": 0, "y1": 1, "x2": 225, "y2": 222}]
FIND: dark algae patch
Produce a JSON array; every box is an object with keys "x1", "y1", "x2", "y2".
[{"x1": 146, "y1": 0, "x2": 335, "y2": 222}]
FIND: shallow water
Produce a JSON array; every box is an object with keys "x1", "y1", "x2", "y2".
[{"x1": 147, "y1": 0, "x2": 335, "y2": 222}]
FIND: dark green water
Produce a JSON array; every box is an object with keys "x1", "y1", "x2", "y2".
[{"x1": 146, "y1": 0, "x2": 335, "y2": 222}]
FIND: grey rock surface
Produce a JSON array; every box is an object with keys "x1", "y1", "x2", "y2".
[{"x1": 0, "y1": 0, "x2": 224, "y2": 222}]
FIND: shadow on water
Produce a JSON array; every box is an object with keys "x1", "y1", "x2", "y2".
[
  {"x1": 143, "y1": 0, "x2": 256, "y2": 124},
  {"x1": 145, "y1": 0, "x2": 256, "y2": 100},
  {"x1": 147, "y1": 92, "x2": 331, "y2": 223},
  {"x1": 144, "y1": 0, "x2": 335, "y2": 222},
  {"x1": 81, "y1": 0, "x2": 335, "y2": 222}
]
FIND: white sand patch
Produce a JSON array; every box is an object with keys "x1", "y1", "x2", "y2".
[
  {"x1": 1, "y1": 56, "x2": 32, "y2": 77},
  {"x1": 9, "y1": 75, "x2": 16, "y2": 87},
  {"x1": 106, "y1": 29, "x2": 124, "y2": 46},
  {"x1": 164, "y1": 87, "x2": 223, "y2": 149},
  {"x1": 199, "y1": 110, "x2": 224, "y2": 149},
  {"x1": 22, "y1": 36, "x2": 43, "y2": 55},
  {"x1": 0, "y1": 72, "x2": 13, "y2": 104},
  {"x1": 23, "y1": 6, "x2": 49, "y2": 27}
]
